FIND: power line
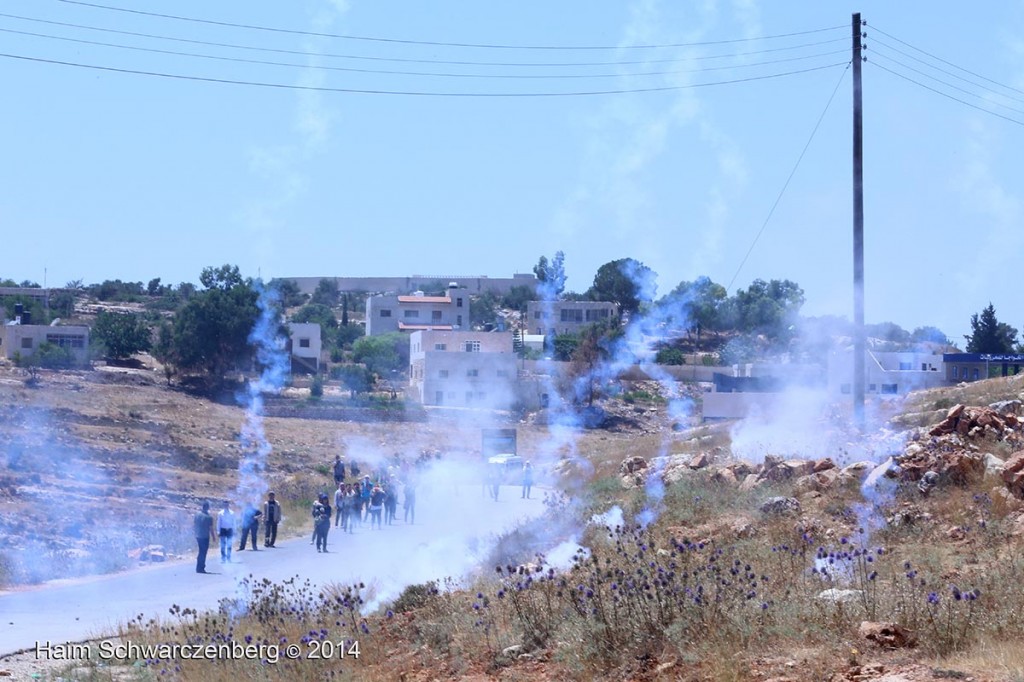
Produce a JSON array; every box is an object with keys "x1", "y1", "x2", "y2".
[
  {"x1": 0, "y1": 13, "x2": 849, "y2": 68},
  {"x1": 0, "y1": 50, "x2": 849, "y2": 96},
  {"x1": 870, "y1": 50, "x2": 1024, "y2": 117},
  {"x1": 727, "y1": 62, "x2": 851, "y2": 292},
  {"x1": 870, "y1": 59, "x2": 1024, "y2": 127},
  {"x1": 57, "y1": 0, "x2": 847, "y2": 51},
  {"x1": 870, "y1": 36, "x2": 1024, "y2": 106},
  {"x1": 870, "y1": 24, "x2": 1024, "y2": 98},
  {"x1": 0, "y1": 26, "x2": 847, "y2": 80}
]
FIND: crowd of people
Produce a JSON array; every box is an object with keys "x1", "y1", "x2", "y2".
[{"x1": 192, "y1": 451, "x2": 536, "y2": 568}]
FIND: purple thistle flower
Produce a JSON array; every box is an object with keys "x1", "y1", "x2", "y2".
[{"x1": 927, "y1": 592, "x2": 940, "y2": 605}]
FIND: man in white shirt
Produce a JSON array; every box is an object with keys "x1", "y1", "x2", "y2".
[{"x1": 217, "y1": 501, "x2": 236, "y2": 563}]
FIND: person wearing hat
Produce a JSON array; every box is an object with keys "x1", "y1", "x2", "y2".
[
  {"x1": 263, "y1": 491, "x2": 281, "y2": 547},
  {"x1": 193, "y1": 501, "x2": 216, "y2": 573},
  {"x1": 312, "y1": 493, "x2": 332, "y2": 553}
]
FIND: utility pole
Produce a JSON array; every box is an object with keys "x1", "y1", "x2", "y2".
[{"x1": 852, "y1": 12, "x2": 865, "y2": 426}]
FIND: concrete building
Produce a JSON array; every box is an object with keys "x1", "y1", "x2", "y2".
[
  {"x1": 525, "y1": 300, "x2": 619, "y2": 336},
  {"x1": 0, "y1": 322, "x2": 90, "y2": 365},
  {"x1": 828, "y1": 349, "x2": 946, "y2": 396},
  {"x1": 287, "y1": 322, "x2": 322, "y2": 374},
  {"x1": 943, "y1": 353, "x2": 1024, "y2": 383},
  {"x1": 287, "y1": 273, "x2": 537, "y2": 297},
  {"x1": 408, "y1": 330, "x2": 518, "y2": 408},
  {"x1": 366, "y1": 288, "x2": 469, "y2": 336}
]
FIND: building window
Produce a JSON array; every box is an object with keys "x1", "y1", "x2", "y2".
[
  {"x1": 952, "y1": 366, "x2": 959, "y2": 379},
  {"x1": 457, "y1": 297, "x2": 463, "y2": 308},
  {"x1": 404, "y1": 310, "x2": 419, "y2": 319},
  {"x1": 881, "y1": 384, "x2": 898, "y2": 394},
  {"x1": 467, "y1": 369, "x2": 479, "y2": 377},
  {"x1": 21, "y1": 337, "x2": 33, "y2": 349},
  {"x1": 46, "y1": 334, "x2": 85, "y2": 349},
  {"x1": 534, "y1": 311, "x2": 541, "y2": 319},
  {"x1": 457, "y1": 315, "x2": 462, "y2": 326},
  {"x1": 299, "y1": 338, "x2": 310, "y2": 348},
  {"x1": 447, "y1": 391, "x2": 456, "y2": 400},
  {"x1": 561, "y1": 308, "x2": 583, "y2": 323},
  {"x1": 465, "y1": 392, "x2": 473, "y2": 404},
  {"x1": 476, "y1": 391, "x2": 486, "y2": 400},
  {"x1": 379, "y1": 309, "x2": 392, "y2": 318},
  {"x1": 438, "y1": 370, "x2": 449, "y2": 378},
  {"x1": 464, "y1": 340, "x2": 480, "y2": 352},
  {"x1": 434, "y1": 343, "x2": 446, "y2": 351},
  {"x1": 973, "y1": 368, "x2": 980, "y2": 380},
  {"x1": 921, "y1": 363, "x2": 928, "y2": 371},
  {"x1": 586, "y1": 308, "x2": 610, "y2": 322},
  {"x1": 432, "y1": 310, "x2": 442, "y2": 321},
  {"x1": 898, "y1": 362, "x2": 912, "y2": 370}
]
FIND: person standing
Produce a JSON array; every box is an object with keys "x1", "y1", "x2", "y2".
[
  {"x1": 344, "y1": 485, "x2": 359, "y2": 533},
  {"x1": 334, "y1": 481, "x2": 345, "y2": 528},
  {"x1": 263, "y1": 491, "x2": 281, "y2": 548},
  {"x1": 359, "y1": 475, "x2": 372, "y2": 522},
  {"x1": 368, "y1": 485, "x2": 385, "y2": 530},
  {"x1": 403, "y1": 480, "x2": 416, "y2": 524},
  {"x1": 217, "y1": 501, "x2": 235, "y2": 563},
  {"x1": 193, "y1": 501, "x2": 216, "y2": 573},
  {"x1": 238, "y1": 503, "x2": 262, "y2": 551},
  {"x1": 521, "y1": 461, "x2": 534, "y2": 499},
  {"x1": 312, "y1": 493, "x2": 331, "y2": 553},
  {"x1": 332, "y1": 455, "x2": 346, "y2": 486},
  {"x1": 384, "y1": 482, "x2": 398, "y2": 525}
]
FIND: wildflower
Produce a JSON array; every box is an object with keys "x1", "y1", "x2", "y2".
[
  {"x1": 761, "y1": 602, "x2": 769, "y2": 610},
  {"x1": 868, "y1": 571, "x2": 877, "y2": 581},
  {"x1": 952, "y1": 586, "x2": 962, "y2": 601},
  {"x1": 927, "y1": 592, "x2": 940, "y2": 605},
  {"x1": 386, "y1": 610, "x2": 394, "y2": 619}
]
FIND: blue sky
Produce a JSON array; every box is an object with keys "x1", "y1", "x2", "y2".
[{"x1": 0, "y1": 0, "x2": 1021, "y2": 344}]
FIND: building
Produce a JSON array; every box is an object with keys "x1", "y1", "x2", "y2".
[
  {"x1": 944, "y1": 353, "x2": 1024, "y2": 383},
  {"x1": 408, "y1": 330, "x2": 518, "y2": 408},
  {"x1": 525, "y1": 300, "x2": 619, "y2": 337},
  {"x1": 287, "y1": 322, "x2": 322, "y2": 374},
  {"x1": 286, "y1": 273, "x2": 537, "y2": 297},
  {"x1": 0, "y1": 322, "x2": 90, "y2": 365},
  {"x1": 828, "y1": 349, "x2": 946, "y2": 396},
  {"x1": 366, "y1": 287, "x2": 469, "y2": 336}
]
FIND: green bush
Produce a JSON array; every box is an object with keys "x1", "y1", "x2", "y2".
[{"x1": 310, "y1": 376, "x2": 324, "y2": 398}]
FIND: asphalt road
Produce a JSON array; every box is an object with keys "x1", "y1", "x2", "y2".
[{"x1": 0, "y1": 483, "x2": 547, "y2": 655}]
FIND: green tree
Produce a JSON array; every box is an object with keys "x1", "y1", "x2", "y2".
[
  {"x1": 723, "y1": 279, "x2": 804, "y2": 340},
  {"x1": 334, "y1": 364, "x2": 374, "y2": 397},
  {"x1": 564, "y1": 323, "x2": 617, "y2": 405},
  {"x1": 147, "y1": 278, "x2": 163, "y2": 296},
  {"x1": 311, "y1": 278, "x2": 340, "y2": 307},
  {"x1": 292, "y1": 304, "x2": 338, "y2": 330},
  {"x1": 501, "y1": 285, "x2": 535, "y2": 312},
  {"x1": 587, "y1": 258, "x2": 656, "y2": 316},
  {"x1": 866, "y1": 321, "x2": 910, "y2": 344},
  {"x1": 92, "y1": 311, "x2": 151, "y2": 360},
  {"x1": 659, "y1": 276, "x2": 727, "y2": 340},
  {"x1": 470, "y1": 292, "x2": 499, "y2": 328},
  {"x1": 269, "y1": 278, "x2": 307, "y2": 308},
  {"x1": 336, "y1": 324, "x2": 364, "y2": 349},
  {"x1": 655, "y1": 347, "x2": 685, "y2": 365},
  {"x1": 533, "y1": 251, "x2": 567, "y2": 300},
  {"x1": 911, "y1": 326, "x2": 950, "y2": 346},
  {"x1": 165, "y1": 266, "x2": 262, "y2": 380},
  {"x1": 551, "y1": 333, "x2": 579, "y2": 362},
  {"x1": 965, "y1": 303, "x2": 1018, "y2": 354},
  {"x1": 352, "y1": 333, "x2": 407, "y2": 376}
]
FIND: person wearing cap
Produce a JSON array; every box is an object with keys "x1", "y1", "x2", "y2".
[
  {"x1": 193, "y1": 501, "x2": 216, "y2": 573},
  {"x1": 217, "y1": 501, "x2": 236, "y2": 563},
  {"x1": 263, "y1": 491, "x2": 281, "y2": 547},
  {"x1": 312, "y1": 493, "x2": 332, "y2": 552}
]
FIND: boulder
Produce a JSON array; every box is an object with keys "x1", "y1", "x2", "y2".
[
  {"x1": 858, "y1": 621, "x2": 916, "y2": 649},
  {"x1": 989, "y1": 399, "x2": 1022, "y2": 416},
  {"x1": 812, "y1": 458, "x2": 836, "y2": 473},
  {"x1": 620, "y1": 456, "x2": 648, "y2": 475},
  {"x1": 794, "y1": 469, "x2": 840, "y2": 494},
  {"x1": 1002, "y1": 452, "x2": 1024, "y2": 498},
  {"x1": 739, "y1": 474, "x2": 763, "y2": 492},
  {"x1": 759, "y1": 497, "x2": 801, "y2": 515},
  {"x1": 992, "y1": 486, "x2": 1023, "y2": 513},
  {"x1": 712, "y1": 467, "x2": 738, "y2": 487},
  {"x1": 762, "y1": 459, "x2": 815, "y2": 482},
  {"x1": 983, "y1": 452, "x2": 1006, "y2": 477},
  {"x1": 841, "y1": 461, "x2": 874, "y2": 479},
  {"x1": 688, "y1": 452, "x2": 712, "y2": 470}
]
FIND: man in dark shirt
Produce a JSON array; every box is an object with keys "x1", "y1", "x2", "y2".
[
  {"x1": 263, "y1": 491, "x2": 281, "y2": 548},
  {"x1": 238, "y1": 503, "x2": 262, "y2": 551},
  {"x1": 193, "y1": 501, "x2": 216, "y2": 573}
]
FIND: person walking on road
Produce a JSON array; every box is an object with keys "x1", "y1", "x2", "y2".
[
  {"x1": 217, "y1": 501, "x2": 235, "y2": 563},
  {"x1": 403, "y1": 480, "x2": 416, "y2": 524},
  {"x1": 334, "y1": 481, "x2": 345, "y2": 528},
  {"x1": 368, "y1": 485, "x2": 385, "y2": 529},
  {"x1": 312, "y1": 493, "x2": 331, "y2": 553},
  {"x1": 332, "y1": 455, "x2": 346, "y2": 486},
  {"x1": 193, "y1": 501, "x2": 216, "y2": 574},
  {"x1": 263, "y1": 491, "x2": 281, "y2": 547},
  {"x1": 521, "y1": 461, "x2": 534, "y2": 499}
]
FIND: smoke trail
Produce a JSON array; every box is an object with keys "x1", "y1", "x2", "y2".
[{"x1": 235, "y1": 283, "x2": 289, "y2": 507}]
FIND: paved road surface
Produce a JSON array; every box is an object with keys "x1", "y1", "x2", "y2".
[{"x1": 0, "y1": 484, "x2": 546, "y2": 655}]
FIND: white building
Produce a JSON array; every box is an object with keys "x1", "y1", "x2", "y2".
[
  {"x1": 365, "y1": 286, "x2": 468, "y2": 336},
  {"x1": 287, "y1": 322, "x2": 322, "y2": 374},
  {"x1": 408, "y1": 330, "x2": 518, "y2": 408},
  {"x1": 525, "y1": 300, "x2": 618, "y2": 337},
  {"x1": 0, "y1": 323, "x2": 90, "y2": 365},
  {"x1": 828, "y1": 349, "x2": 946, "y2": 396}
]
